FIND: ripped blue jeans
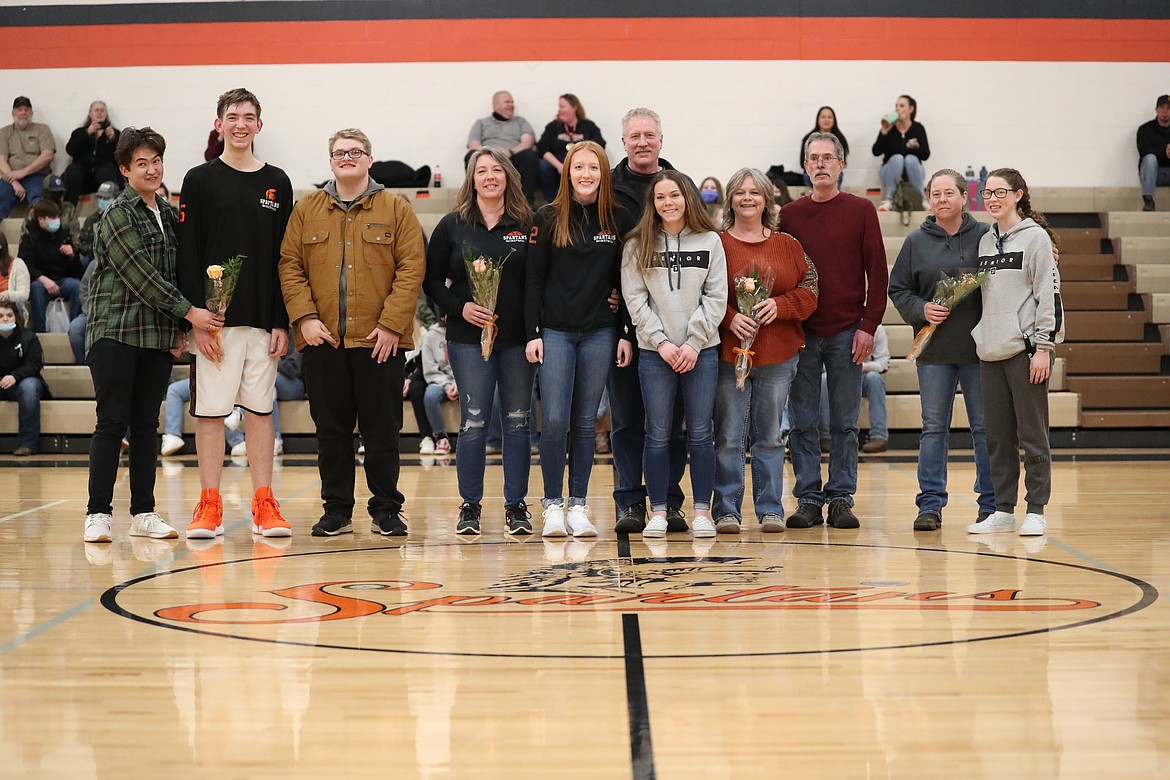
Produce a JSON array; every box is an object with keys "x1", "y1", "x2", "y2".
[{"x1": 448, "y1": 341, "x2": 535, "y2": 508}]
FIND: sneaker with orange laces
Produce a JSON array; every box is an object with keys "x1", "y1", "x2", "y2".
[
  {"x1": 187, "y1": 487, "x2": 224, "y2": 539},
  {"x1": 251, "y1": 486, "x2": 292, "y2": 538}
]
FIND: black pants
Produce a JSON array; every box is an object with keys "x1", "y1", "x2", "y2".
[
  {"x1": 304, "y1": 344, "x2": 405, "y2": 518},
  {"x1": 86, "y1": 338, "x2": 173, "y2": 515},
  {"x1": 404, "y1": 365, "x2": 433, "y2": 439},
  {"x1": 63, "y1": 161, "x2": 122, "y2": 205}
]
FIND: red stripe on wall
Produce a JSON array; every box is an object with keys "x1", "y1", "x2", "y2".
[{"x1": 3, "y1": 17, "x2": 1169, "y2": 69}]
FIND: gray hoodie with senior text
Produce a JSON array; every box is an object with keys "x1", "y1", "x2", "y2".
[{"x1": 972, "y1": 218, "x2": 1064, "y2": 362}]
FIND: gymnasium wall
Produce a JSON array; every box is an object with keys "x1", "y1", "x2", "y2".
[{"x1": 1, "y1": 1, "x2": 1167, "y2": 193}]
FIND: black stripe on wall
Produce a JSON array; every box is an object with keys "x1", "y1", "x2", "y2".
[{"x1": 2, "y1": 0, "x2": 1169, "y2": 27}]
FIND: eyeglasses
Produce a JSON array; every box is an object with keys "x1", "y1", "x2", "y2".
[
  {"x1": 979, "y1": 188, "x2": 1017, "y2": 200},
  {"x1": 807, "y1": 155, "x2": 841, "y2": 165},
  {"x1": 330, "y1": 148, "x2": 370, "y2": 160}
]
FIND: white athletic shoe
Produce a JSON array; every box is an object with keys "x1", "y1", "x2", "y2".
[
  {"x1": 83, "y1": 513, "x2": 113, "y2": 543},
  {"x1": 691, "y1": 514, "x2": 717, "y2": 538},
  {"x1": 129, "y1": 511, "x2": 179, "y2": 539},
  {"x1": 273, "y1": 438, "x2": 284, "y2": 456},
  {"x1": 419, "y1": 436, "x2": 436, "y2": 455},
  {"x1": 230, "y1": 440, "x2": 248, "y2": 457},
  {"x1": 224, "y1": 409, "x2": 244, "y2": 431},
  {"x1": 966, "y1": 511, "x2": 1016, "y2": 534},
  {"x1": 160, "y1": 433, "x2": 185, "y2": 456},
  {"x1": 565, "y1": 504, "x2": 597, "y2": 538},
  {"x1": 642, "y1": 514, "x2": 669, "y2": 538},
  {"x1": 541, "y1": 503, "x2": 567, "y2": 538},
  {"x1": 878, "y1": 200, "x2": 893, "y2": 212},
  {"x1": 1018, "y1": 513, "x2": 1047, "y2": 536}
]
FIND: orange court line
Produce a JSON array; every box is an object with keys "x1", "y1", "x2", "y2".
[{"x1": 2, "y1": 17, "x2": 1169, "y2": 69}]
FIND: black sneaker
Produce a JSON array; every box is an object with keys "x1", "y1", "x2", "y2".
[
  {"x1": 827, "y1": 499, "x2": 860, "y2": 529},
  {"x1": 456, "y1": 502, "x2": 481, "y2": 535},
  {"x1": 371, "y1": 512, "x2": 407, "y2": 536},
  {"x1": 913, "y1": 511, "x2": 942, "y2": 531},
  {"x1": 665, "y1": 505, "x2": 687, "y2": 532},
  {"x1": 505, "y1": 502, "x2": 533, "y2": 535},
  {"x1": 785, "y1": 503, "x2": 823, "y2": 529},
  {"x1": 1143, "y1": 195, "x2": 1156, "y2": 212},
  {"x1": 311, "y1": 514, "x2": 353, "y2": 537},
  {"x1": 614, "y1": 501, "x2": 646, "y2": 534}
]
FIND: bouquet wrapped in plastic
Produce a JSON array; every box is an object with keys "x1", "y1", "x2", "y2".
[
  {"x1": 907, "y1": 270, "x2": 990, "y2": 362},
  {"x1": 732, "y1": 262, "x2": 776, "y2": 390},
  {"x1": 464, "y1": 245, "x2": 515, "y2": 360},
  {"x1": 204, "y1": 255, "x2": 245, "y2": 368}
]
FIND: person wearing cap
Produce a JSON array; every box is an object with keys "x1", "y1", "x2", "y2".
[
  {"x1": 78, "y1": 181, "x2": 120, "y2": 261},
  {"x1": 63, "y1": 101, "x2": 121, "y2": 205},
  {"x1": 1137, "y1": 94, "x2": 1170, "y2": 212},
  {"x1": 0, "y1": 97, "x2": 56, "y2": 220}
]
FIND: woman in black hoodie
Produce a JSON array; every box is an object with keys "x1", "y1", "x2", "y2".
[
  {"x1": 0, "y1": 300, "x2": 47, "y2": 455},
  {"x1": 63, "y1": 101, "x2": 122, "y2": 205}
]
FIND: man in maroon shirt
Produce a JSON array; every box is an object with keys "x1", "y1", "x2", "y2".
[{"x1": 780, "y1": 133, "x2": 888, "y2": 530}]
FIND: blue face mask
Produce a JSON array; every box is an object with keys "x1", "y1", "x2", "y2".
[
  {"x1": 700, "y1": 189, "x2": 719, "y2": 204},
  {"x1": 0, "y1": 323, "x2": 16, "y2": 334},
  {"x1": 45, "y1": 219, "x2": 61, "y2": 233},
  {"x1": 97, "y1": 198, "x2": 113, "y2": 212}
]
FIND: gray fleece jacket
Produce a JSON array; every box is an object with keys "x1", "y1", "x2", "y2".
[
  {"x1": 621, "y1": 227, "x2": 727, "y2": 353},
  {"x1": 972, "y1": 218, "x2": 1064, "y2": 362}
]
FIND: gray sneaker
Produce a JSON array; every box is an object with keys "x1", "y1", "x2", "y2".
[
  {"x1": 760, "y1": 514, "x2": 785, "y2": 533},
  {"x1": 715, "y1": 515, "x2": 741, "y2": 534}
]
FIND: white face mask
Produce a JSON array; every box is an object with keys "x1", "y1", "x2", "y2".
[{"x1": 0, "y1": 322, "x2": 16, "y2": 334}]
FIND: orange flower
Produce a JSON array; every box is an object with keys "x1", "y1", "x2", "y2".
[{"x1": 206, "y1": 265, "x2": 224, "y2": 280}]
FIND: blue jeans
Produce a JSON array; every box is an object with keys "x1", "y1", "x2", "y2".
[
  {"x1": 164, "y1": 378, "x2": 244, "y2": 447},
  {"x1": 423, "y1": 383, "x2": 453, "y2": 438},
  {"x1": 29, "y1": 277, "x2": 82, "y2": 333},
  {"x1": 0, "y1": 375, "x2": 43, "y2": 450},
  {"x1": 608, "y1": 349, "x2": 686, "y2": 510},
  {"x1": 713, "y1": 356, "x2": 798, "y2": 520},
  {"x1": 639, "y1": 347, "x2": 718, "y2": 511},
  {"x1": 448, "y1": 341, "x2": 534, "y2": 507},
  {"x1": 879, "y1": 154, "x2": 924, "y2": 200},
  {"x1": 820, "y1": 370, "x2": 887, "y2": 440},
  {"x1": 1139, "y1": 154, "x2": 1170, "y2": 197},
  {"x1": 916, "y1": 362, "x2": 995, "y2": 516},
  {"x1": 790, "y1": 327, "x2": 862, "y2": 507},
  {"x1": 539, "y1": 326, "x2": 616, "y2": 504},
  {"x1": 68, "y1": 314, "x2": 87, "y2": 363},
  {"x1": 0, "y1": 172, "x2": 45, "y2": 220}
]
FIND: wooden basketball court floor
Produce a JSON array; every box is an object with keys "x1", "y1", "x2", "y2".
[{"x1": 1, "y1": 451, "x2": 1168, "y2": 779}]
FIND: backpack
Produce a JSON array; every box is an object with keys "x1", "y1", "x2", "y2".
[{"x1": 892, "y1": 180, "x2": 923, "y2": 225}]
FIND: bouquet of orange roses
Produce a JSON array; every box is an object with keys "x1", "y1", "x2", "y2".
[
  {"x1": 907, "y1": 270, "x2": 989, "y2": 363},
  {"x1": 732, "y1": 262, "x2": 776, "y2": 390},
  {"x1": 464, "y1": 245, "x2": 514, "y2": 360},
  {"x1": 204, "y1": 254, "x2": 245, "y2": 368}
]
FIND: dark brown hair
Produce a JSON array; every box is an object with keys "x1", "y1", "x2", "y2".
[
  {"x1": 900, "y1": 94, "x2": 918, "y2": 121},
  {"x1": 217, "y1": 87, "x2": 261, "y2": 120},
  {"x1": 0, "y1": 300, "x2": 23, "y2": 329},
  {"x1": 0, "y1": 233, "x2": 10, "y2": 277},
  {"x1": 629, "y1": 170, "x2": 716, "y2": 274},
  {"x1": 31, "y1": 199, "x2": 60, "y2": 220},
  {"x1": 987, "y1": 167, "x2": 1056, "y2": 245},
  {"x1": 115, "y1": 127, "x2": 166, "y2": 169},
  {"x1": 559, "y1": 93, "x2": 587, "y2": 121}
]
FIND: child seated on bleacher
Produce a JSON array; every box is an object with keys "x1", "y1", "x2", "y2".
[
  {"x1": 412, "y1": 316, "x2": 456, "y2": 455},
  {"x1": 0, "y1": 300, "x2": 47, "y2": 456}
]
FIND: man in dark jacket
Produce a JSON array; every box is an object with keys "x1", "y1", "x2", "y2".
[
  {"x1": 1137, "y1": 94, "x2": 1170, "y2": 211},
  {"x1": 19, "y1": 198, "x2": 82, "y2": 332},
  {"x1": 0, "y1": 300, "x2": 47, "y2": 455}
]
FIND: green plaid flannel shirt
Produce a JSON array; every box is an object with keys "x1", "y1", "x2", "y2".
[{"x1": 86, "y1": 188, "x2": 192, "y2": 353}]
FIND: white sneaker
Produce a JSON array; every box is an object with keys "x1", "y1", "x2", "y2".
[
  {"x1": 273, "y1": 438, "x2": 284, "y2": 456},
  {"x1": 566, "y1": 504, "x2": 597, "y2": 537},
  {"x1": 230, "y1": 440, "x2": 248, "y2": 457},
  {"x1": 1019, "y1": 513, "x2": 1047, "y2": 536},
  {"x1": 419, "y1": 436, "x2": 436, "y2": 454},
  {"x1": 643, "y1": 514, "x2": 669, "y2": 538},
  {"x1": 692, "y1": 514, "x2": 716, "y2": 538},
  {"x1": 966, "y1": 511, "x2": 1016, "y2": 534},
  {"x1": 160, "y1": 433, "x2": 185, "y2": 456},
  {"x1": 224, "y1": 409, "x2": 244, "y2": 431},
  {"x1": 541, "y1": 503, "x2": 567, "y2": 537},
  {"x1": 878, "y1": 200, "x2": 893, "y2": 212},
  {"x1": 83, "y1": 513, "x2": 113, "y2": 543},
  {"x1": 130, "y1": 511, "x2": 179, "y2": 539}
]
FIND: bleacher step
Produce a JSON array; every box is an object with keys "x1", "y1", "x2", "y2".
[
  {"x1": 1057, "y1": 342, "x2": 1163, "y2": 374},
  {"x1": 1066, "y1": 376, "x2": 1170, "y2": 409}
]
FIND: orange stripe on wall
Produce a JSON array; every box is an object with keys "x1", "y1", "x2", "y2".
[{"x1": 3, "y1": 17, "x2": 1169, "y2": 69}]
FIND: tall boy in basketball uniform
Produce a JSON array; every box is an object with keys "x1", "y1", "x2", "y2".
[{"x1": 177, "y1": 88, "x2": 294, "y2": 539}]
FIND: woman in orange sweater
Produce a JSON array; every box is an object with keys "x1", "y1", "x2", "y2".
[{"x1": 712, "y1": 168, "x2": 819, "y2": 534}]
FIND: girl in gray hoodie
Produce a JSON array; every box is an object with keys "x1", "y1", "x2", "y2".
[
  {"x1": 967, "y1": 168, "x2": 1064, "y2": 538},
  {"x1": 622, "y1": 170, "x2": 727, "y2": 539}
]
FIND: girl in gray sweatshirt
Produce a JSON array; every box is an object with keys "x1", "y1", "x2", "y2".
[
  {"x1": 967, "y1": 168, "x2": 1063, "y2": 539},
  {"x1": 621, "y1": 170, "x2": 727, "y2": 539}
]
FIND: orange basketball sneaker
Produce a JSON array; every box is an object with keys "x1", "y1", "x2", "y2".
[
  {"x1": 252, "y1": 486, "x2": 292, "y2": 538},
  {"x1": 187, "y1": 487, "x2": 225, "y2": 539}
]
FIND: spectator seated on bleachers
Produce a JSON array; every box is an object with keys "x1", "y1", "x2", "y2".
[
  {"x1": 20, "y1": 199, "x2": 82, "y2": 332},
  {"x1": 820, "y1": 324, "x2": 889, "y2": 453},
  {"x1": 418, "y1": 317, "x2": 456, "y2": 455},
  {"x1": 0, "y1": 96, "x2": 55, "y2": 221},
  {"x1": 1137, "y1": 93, "x2": 1170, "y2": 212},
  {"x1": 466, "y1": 90, "x2": 539, "y2": 205},
  {"x1": 535, "y1": 93, "x2": 606, "y2": 203},
  {"x1": 67, "y1": 261, "x2": 96, "y2": 364},
  {"x1": 0, "y1": 300, "x2": 47, "y2": 455},
  {"x1": 76, "y1": 180, "x2": 120, "y2": 265},
  {"x1": 0, "y1": 233, "x2": 29, "y2": 315},
  {"x1": 63, "y1": 101, "x2": 122, "y2": 206}
]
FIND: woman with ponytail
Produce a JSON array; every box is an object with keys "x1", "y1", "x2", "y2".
[{"x1": 966, "y1": 168, "x2": 1063, "y2": 539}]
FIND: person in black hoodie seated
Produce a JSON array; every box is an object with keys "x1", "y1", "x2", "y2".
[
  {"x1": 0, "y1": 300, "x2": 47, "y2": 456},
  {"x1": 535, "y1": 93, "x2": 606, "y2": 203},
  {"x1": 63, "y1": 101, "x2": 122, "y2": 205},
  {"x1": 20, "y1": 199, "x2": 82, "y2": 332},
  {"x1": 525, "y1": 141, "x2": 634, "y2": 538}
]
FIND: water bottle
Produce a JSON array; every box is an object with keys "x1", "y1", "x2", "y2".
[{"x1": 433, "y1": 165, "x2": 442, "y2": 189}]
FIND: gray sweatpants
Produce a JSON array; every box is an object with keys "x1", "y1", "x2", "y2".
[{"x1": 979, "y1": 351, "x2": 1051, "y2": 514}]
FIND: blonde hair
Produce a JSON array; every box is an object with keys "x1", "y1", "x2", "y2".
[
  {"x1": 720, "y1": 168, "x2": 777, "y2": 232},
  {"x1": 328, "y1": 128, "x2": 371, "y2": 155}
]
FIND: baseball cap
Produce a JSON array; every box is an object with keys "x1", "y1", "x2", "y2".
[
  {"x1": 1157, "y1": 94, "x2": 1170, "y2": 108},
  {"x1": 97, "y1": 181, "x2": 120, "y2": 198},
  {"x1": 46, "y1": 175, "x2": 65, "y2": 193},
  {"x1": 12, "y1": 96, "x2": 32, "y2": 110}
]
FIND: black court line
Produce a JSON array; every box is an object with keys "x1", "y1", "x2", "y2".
[{"x1": 617, "y1": 530, "x2": 656, "y2": 780}]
